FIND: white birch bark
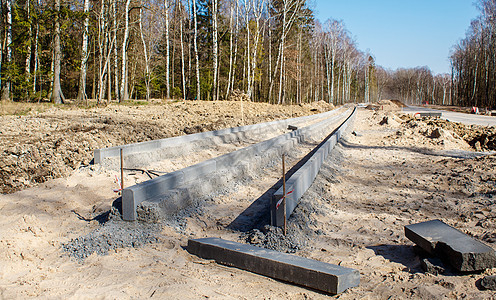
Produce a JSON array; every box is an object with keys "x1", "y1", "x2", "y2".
[
  {"x1": 25, "y1": 0, "x2": 32, "y2": 87},
  {"x1": 1, "y1": 0, "x2": 12, "y2": 101},
  {"x1": 120, "y1": 0, "x2": 131, "y2": 101},
  {"x1": 77, "y1": 0, "x2": 90, "y2": 102}
]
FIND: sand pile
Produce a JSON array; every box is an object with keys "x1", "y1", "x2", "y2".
[
  {"x1": 302, "y1": 100, "x2": 335, "y2": 113},
  {"x1": 399, "y1": 115, "x2": 496, "y2": 151},
  {"x1": 388, "y1": 118, "x2": 472, "y2": 150},
  {"x1": 366, "y1": 100, "x2": 403, "y2": 111}
]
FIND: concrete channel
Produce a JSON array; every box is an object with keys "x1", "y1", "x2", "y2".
[
  {"x1": 94, "y1": 108, "x2": 343, "y2": 166},
  {"x1": 271, "y1": 108, "x2": 356, "y2": 227},
  {"x1": 118, "y1": 108, "x2": 352, "y2": 221}
]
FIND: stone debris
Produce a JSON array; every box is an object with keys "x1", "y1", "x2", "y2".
[
  {"x1": 420, "y1": 257, "x2": 445, "y2": 275},
  {"x1": 481, "y1": 275, "x2": 496, "y2": 290}
]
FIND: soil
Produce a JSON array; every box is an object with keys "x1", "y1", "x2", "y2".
[
  {"x1": 1, "y1": 102, "x2": 496, "y2": 299},
  {"x1": 0, "y1": 100, "x2": 332, "y2": 194}
]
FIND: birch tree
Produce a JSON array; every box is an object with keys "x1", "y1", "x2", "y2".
[
  {"x1": 76, "y1": 0, "x2": 90, "y2": 103},
  {"x1": 120, "y1": 0, "x2": 131, "y2": 101},
  {"x1": 50, "y1": 0, "x2": 64, "y2": 104},
  {"x1": 1, "y1": 0, "x2": 12, "y2": 101}
]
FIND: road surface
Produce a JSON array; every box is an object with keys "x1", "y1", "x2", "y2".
[{"x1": 402, "y1": 106, "x2": 496, "y2": 127}]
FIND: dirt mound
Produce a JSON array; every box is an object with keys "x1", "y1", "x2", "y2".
[
  {"x1": 390, "y1": 99, "x2": 407, "y2": 107},
  {"x1": 302, "y1": 100, "x2": 335, "y2": 112},
  {"x1": 227, "y1": 89, "x2": 251, "y2": 102},
  {"x1": 398, "y1": 115, "x2": 496, "y2": 151},
  {"x1": 0, "y1": 101, "x2": 325, "y2": 193}
]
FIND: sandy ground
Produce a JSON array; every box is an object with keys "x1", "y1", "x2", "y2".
[{"x1": 1, "y1": 102, "x2": 496, "y2": 299}]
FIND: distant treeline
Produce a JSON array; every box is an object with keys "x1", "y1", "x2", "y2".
[
  {"x1": 450, "y1": 0, "x2": 496, "y2": 109},
  {"x1": 0, "y1": 0, "x2": 491, "y2": 107}
]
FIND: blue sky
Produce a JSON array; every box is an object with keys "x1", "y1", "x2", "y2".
[{"x1": 312, "y1": 0, "x2": 479, "y2": 74}]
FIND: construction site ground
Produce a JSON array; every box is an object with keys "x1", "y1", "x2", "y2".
[{"x1": 1, "y1": 100, "x2": 496, "y2": 298}]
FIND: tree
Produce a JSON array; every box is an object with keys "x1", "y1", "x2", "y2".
[
  {"x1": 76, "y1": 0, "x2": 90, "y2": 103},
  {"x1": 50, "y1": 0, "x2": 64, "y2": 104},
  {"x1": 1, "y1": 0, "x2": 12, "y2": 101}
]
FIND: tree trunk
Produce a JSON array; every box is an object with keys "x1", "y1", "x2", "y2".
[
  {"x1": 180, "y1": 4, "x2": 186, "y2": 100},
  {"x1": 25, "y1": 0, "x2": 32, "y2": 100},
  {"x1": 164, "y1": 0, "x2": 170, "y2": 98},
  {"x1": 139, "y1": 2, "x2": 150, "y2": 101},
  {"x1": 113, "y1": 0, "x2": 119, "y2": 100},
  {"x1": 50, "y1": 0, "x2": 64, "y2": 104},
  {"x1": 226, "y1": 0, "x2": 234, "y2": 99},
  {"x1": 212, "y1": 0, "x2": 218, "y2": 100},
  {"x1": 120, "y1": 0, "x2": 131, "y2": 102},
  {"x1": 76, "y1": 0, "x2": 90, "y2": 103},
  {"x1": 192, "y1": 0, "x2": 200, "y2": 100},
  {"x1": 1, "y1": 0, "x2": 12, "y2": 101}
]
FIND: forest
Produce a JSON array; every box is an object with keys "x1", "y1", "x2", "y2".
[{"x1": 0, "y1": 0, "x2": 494, "y2": 107}]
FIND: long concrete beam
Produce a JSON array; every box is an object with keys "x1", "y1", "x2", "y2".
[
  {"x1": 94, "y1": 108, "x2": 341, "y2": 164},
  {"x1": 270, "y1": 108, "x2": 356, "y2": 227},
  {"x1": 187, "y1": 237, "x2": 360, "y2": 295},
  {"x1": 122, "y1": 109, "x2": 351, "y2": 221}
]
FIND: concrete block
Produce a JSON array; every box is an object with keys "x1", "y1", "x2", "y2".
[
  {"x1": 405, "y1": 219, "x2": 496, "y2": 272},
  {"x1": 187, "y1": 237, "x2": 359, "y2": 295},
  {"x1": 122, "y1": 171, "x2": 184, "y2": 221},
  {"x1": 418, "y1": 112, "x2": 442, "y2": 118},
  {"x1": 181, "y1": 160, "x2": 217, "y2": 183}
]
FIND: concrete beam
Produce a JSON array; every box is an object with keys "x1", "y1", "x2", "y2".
[
  {"x1": 94, "y1": 108, "x2": 341, "y2": 164},
  {"x1": 121, "y1": 109, "x2": 350, "y2": 221},
  {"x1": 405, "y1": 219, "x2": 496, "y2": 272},
  {"x1": 271, "y1": 108, "x2": 356, "y2": 227},
  {"x1": 187, "y1": 237, "x2": 360, "y2": 295}
]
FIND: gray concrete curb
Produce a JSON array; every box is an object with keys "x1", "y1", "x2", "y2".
[
  {"x1": 94, "y1": 108, "x2": 340, "y2": 164},
  {"x1": 121, "y1": 109, "x2": 350, "y2": 221},
  {"x1": 187, "y1": 237, "x2": 360, "y2": 295},
  {"x1": 271, "y1": 108, "x2": 357, "y2": 227}
]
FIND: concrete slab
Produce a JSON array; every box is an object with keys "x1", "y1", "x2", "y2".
[
  {"x1": 405, "y1": 219, "x2": 496, "y2": 272},
  {"x1": 187, "y1": 237, "x2": 359, "y2": 295},
  {"x1": 418, "y1": 112, "x2": 442, "y2": 118}
]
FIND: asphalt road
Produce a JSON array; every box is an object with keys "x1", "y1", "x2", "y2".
[{"x1": 402, "y1": 106, "x2": 496, "y2": 127}]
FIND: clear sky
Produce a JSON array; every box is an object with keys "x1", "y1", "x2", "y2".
[{"x1": 312, "y1": 0, "x2": 479, "y2": 74}]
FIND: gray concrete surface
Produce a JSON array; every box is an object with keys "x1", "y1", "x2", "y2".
[
  {"x1": 94, "y1": 108, "x2": 342, "y2": 164},
  {"x1": 122, "y1": 109, "x2": 351, "y2": 221},
  {"x1": 187, "y1": 237, "x2": 360, "y2": 295},
  {"x1": 405, "y1": 219, "x2": 496, "y2": 272},
  {"x1": 402, "y1": 106, "x2": 496, "y2": 127},
  {"x1": 271, "y1": 108, "x2": 356, "y2": 227}
]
